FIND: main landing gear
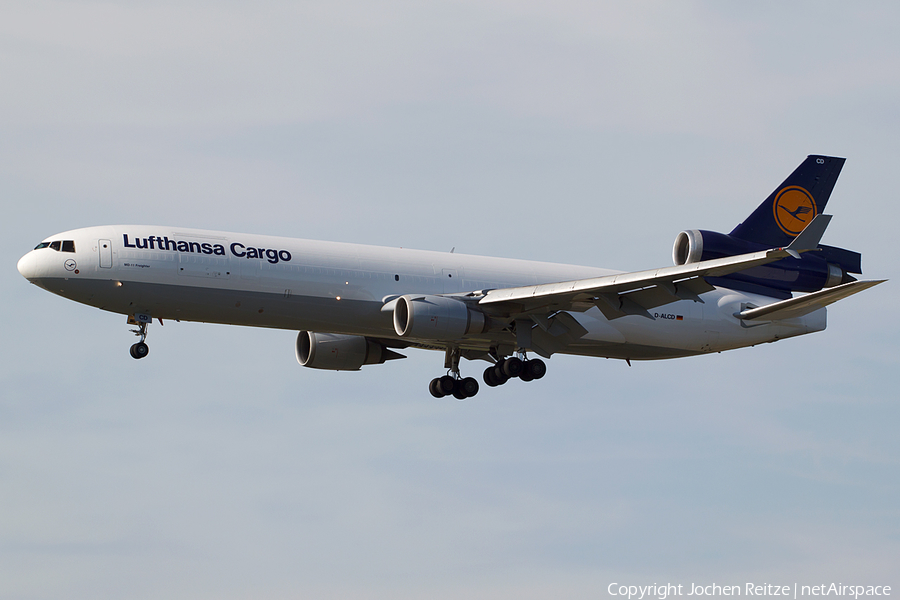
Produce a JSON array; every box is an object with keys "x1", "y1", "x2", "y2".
[
  {"x1": 429, "y1": 347, "x2": 480, "y2": 399},
  {"x1": 429, "y1": 374, "x2": 480, "y2": 399},
  {"x1": 129, "y1": 318, "x2": 150, "y2": 359},
  {"x1": 427, "y1": 348, "x2": 547, "y2": 398},
  {"x1": 482, "y1": 356, "x2": 546, "y2": 388}
]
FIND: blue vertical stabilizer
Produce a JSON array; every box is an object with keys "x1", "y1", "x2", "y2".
[{"x1": 730, "y1": 155, "x2": 845, "y2": 247}]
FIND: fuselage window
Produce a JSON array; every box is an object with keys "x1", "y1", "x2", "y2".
[
  {"x1": 34, "y1": 242, "x2": 51, "y2": 250},
  {"x1": 61, "y1": 240, "x2": 75, "y2": 252},
  {"x1": 49, "y1": 241, "x2": 61, "y2": 251}
]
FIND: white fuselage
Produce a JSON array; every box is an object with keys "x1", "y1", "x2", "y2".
[{"x1": 17, "y1": 225, "x2": 826, "y2": 361}]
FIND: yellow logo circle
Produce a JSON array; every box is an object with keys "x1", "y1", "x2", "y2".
[{"x1": 773, "y1": 186, "x2": 817, "y2": 236}]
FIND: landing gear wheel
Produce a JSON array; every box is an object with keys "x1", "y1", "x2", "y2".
[
  {"x1": 438, "y1": 375, "x2": 456, "y2": 396},
  {"x1": 501, "y1": 357, "x2": 523, "y2": 378},
  {"x1": 526, "y1": 358, "x2": 546, "y2": 379},
  {"x1": 130, "y1": 342, "x2": 149, "y2": 359},
  {"x1": 492, "y1": 364, "x2": 510, "y2": 385},
  {"x1": 461, "y1": 377, "x2": 479, "y2": 397},
  {"x1": 429, "y1": 378, "x2": 446, "y2": 398},
  {"x1": 519, "y1": 368, "x2": 534, "y2": 382},
  {"x1": 483, "y1": 367, "x2": 500, "y2": 387}
]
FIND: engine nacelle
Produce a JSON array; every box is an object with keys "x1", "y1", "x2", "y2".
[
  {"x1": 392, "y1": 295, "x2": 486, "y2": 340},
  {"x1": 672, "y1": 229, "x2": 859, "y2": 295},
  {"x1": 672, "y1": 229, "x2": 705, "y2": 266},
  {"x1": 296, "y1": 331, "x2": 396, "y2": 371}
]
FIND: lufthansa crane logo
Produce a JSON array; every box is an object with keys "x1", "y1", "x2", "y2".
[{"x1": 773, "y1": 186, "x2": 817, "y2": 236}]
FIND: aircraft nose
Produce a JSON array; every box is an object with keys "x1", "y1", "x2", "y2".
[{"x1": 17, "y1": 251, "x2": 39, "y2": 281}]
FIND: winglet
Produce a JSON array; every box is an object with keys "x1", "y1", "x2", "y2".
[{"x1": 783, "y1": 214, "x2": 832, "y2": 257}]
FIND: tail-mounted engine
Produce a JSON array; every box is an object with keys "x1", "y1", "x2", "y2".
[{"x1": 673, "y1": 229, "x2": 861, "y2": 297}]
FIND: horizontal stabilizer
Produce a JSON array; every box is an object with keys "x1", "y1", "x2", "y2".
[{"x1": 737, "y1": 279, "x2": 886, "y2": 321}]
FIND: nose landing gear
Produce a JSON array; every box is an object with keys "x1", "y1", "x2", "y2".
[{"x1": 128, "y1": 314, "x2": 151, "y2": 359}]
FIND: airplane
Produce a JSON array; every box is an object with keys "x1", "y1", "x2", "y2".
[{"x1": 17, "y1": 155, "x2": 884, "y2": 399}]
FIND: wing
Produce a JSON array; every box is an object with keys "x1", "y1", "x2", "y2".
[{"x1": 475, "y1": 215, "x2": 834, "y2": 321}]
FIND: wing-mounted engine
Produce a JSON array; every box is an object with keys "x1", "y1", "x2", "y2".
[
  {"x1": 296, "y1": 331, "x2": 405, "y2": 371},
  {"x1": 392, "y1": 295, "x2": 487, "y2": 340},
  {"x1": 673, "y1": 229, "x2": 860, "y2": 297}
]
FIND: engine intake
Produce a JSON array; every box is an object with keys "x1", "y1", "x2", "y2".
[
  {"x1": 393, "y1": 295, "x2": 487, "y2": 340},
  {"x1": 296, "y1": 331, "x2": 403, "y2": 371},
  {"x1": 673, "y1": 229, "x2": 704, "y2": 265}
]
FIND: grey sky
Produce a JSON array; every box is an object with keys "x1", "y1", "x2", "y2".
[{"x1": 1, "y1": 1, "x2": 898, "y2": 598}]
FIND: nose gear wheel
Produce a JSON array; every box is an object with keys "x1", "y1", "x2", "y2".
[{"x1": 128, "y1": 319, "x2": 150, "y2": 359}]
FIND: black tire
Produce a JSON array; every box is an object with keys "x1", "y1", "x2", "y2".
[
  {"x1": 527, "y1": 358, "x2": 547, "y2": 379},
  {"x1": 461, "y1": 377, "x2": 479, "y2": 397},
  {"x1": 429, "y1": 378, "x2": 445, "y2": 398},
  {"x1": 438, "y1": 375, "x2": 456, "y2": 395},
  {"x1": 483, "y1": 367, "x2": 499, "y2": 387},
  {"x1": 451, "y1": 381, "x2": 468, "y2": 400},
  {"x1": 492, "y1": 365, "x2": 510, "y2": 385},
  {"x1": 501, "y1": 357, "x2": 523, "y2": 378},
  {"x1": 130, "y1": 342, "x2": 149, "y2": 359},
  {"x1": 519, "y1": 368, "x2": 534, "y2": 382}
]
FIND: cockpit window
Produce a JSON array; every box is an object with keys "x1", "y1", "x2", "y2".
[{"x1": 35, "y1": 240, "x2": 75, "y2": 251}]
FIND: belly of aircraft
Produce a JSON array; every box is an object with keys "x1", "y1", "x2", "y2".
[
  {"x1": 28, "y1": 276, "x2": 393, "y2": 335},
  {"x1": 28, "y1": 275, "x2": 809, "y2": 363}
]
